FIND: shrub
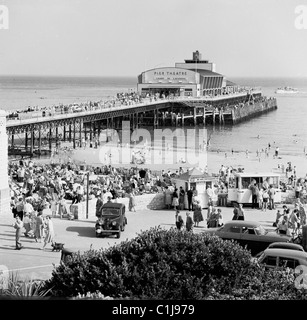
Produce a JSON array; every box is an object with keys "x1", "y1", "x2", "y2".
[
  {"x1": 43, "y1": 227, "x2": 307, "y2": 299},
  {"x1": 44, "y1": 227, "x2": 254, "y2": 299},
  {"x1": 0, "y1": 272, "x2": 51, "y2": 299}
]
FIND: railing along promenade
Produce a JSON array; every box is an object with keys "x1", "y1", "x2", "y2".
[{"x1": 6, "y1": 90, "x2": 261, "y2": 128}]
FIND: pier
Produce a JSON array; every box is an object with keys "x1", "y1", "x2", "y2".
[{"x1": 5, "y1": 90, "x2": 277, "y2": 157}]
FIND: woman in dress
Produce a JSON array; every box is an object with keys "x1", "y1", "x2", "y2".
[
  {"x1": 193, "y1": 200, "x2": 204, "y2": 227},
  {"x1": 128, "y1": 190, "x2": 136, "y2": 212},
  {"x1": 34, "y1": 211, "x2": 44, "y2": 243},
  {"x1": 172, "y1": 188, "x2": 179, "y2": 210},
  {"x1": 42, "y1": 215, "x2": 55, "y2": 250}
]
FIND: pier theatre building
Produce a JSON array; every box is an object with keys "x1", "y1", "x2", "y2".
[{"x1": 137, "y1": 51, "x2": 237, "y2": 98}]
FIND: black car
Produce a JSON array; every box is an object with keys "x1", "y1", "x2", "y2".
[
  {"x1": 204, "y1": 220, "x2": 292, "y2": 256},
  {"x1": 95, "y1": 202, "x2": 127, "y2": 239}
]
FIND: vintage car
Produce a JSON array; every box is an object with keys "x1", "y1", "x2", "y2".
[
  {"x1": 204, "y1": 220, "x2": 292, "y2": 256},
  {"x1": 257, "y1": 248, "x2": 307, "y2": 270},
  {"x1": 95, "y1": 202, "x2": 127, "y2": 239}
]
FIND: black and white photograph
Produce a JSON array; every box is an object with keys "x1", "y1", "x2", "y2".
[{"x1": 1, "y1": 0, "x2": 307, "y2": 309}]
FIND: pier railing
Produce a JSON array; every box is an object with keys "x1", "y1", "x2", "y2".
[{"x1": 6, "y1": 89, "x2": 264, "y2": 127}]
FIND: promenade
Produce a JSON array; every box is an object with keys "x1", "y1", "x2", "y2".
[{"x1": 0, "y1": 198, "x2": 279, "y2": 282}]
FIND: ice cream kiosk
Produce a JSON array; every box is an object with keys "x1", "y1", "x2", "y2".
[
  {"x1": 227, "y1": 172, "x2": 281, "y2": 205},
  {"x1": 172, "y1": 168, "x2": 218, "y2": 209}
]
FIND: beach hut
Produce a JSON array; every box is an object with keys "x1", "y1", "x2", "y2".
[{"x1": 172, "y1": 167, "x2": 218, "y2": 209}]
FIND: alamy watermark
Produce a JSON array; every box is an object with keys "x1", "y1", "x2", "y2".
[
  {"x1": 295, "y1": 5, "x2": 307, "y2": 29},
  {"x1": 0, "y1": 5, "x2": 9, "y2": 30},
  {"x1": 94, "y1": 121, "x2": 208, "y2": 168}
]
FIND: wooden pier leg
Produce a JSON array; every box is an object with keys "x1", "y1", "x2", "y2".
[
  {"x1": 79, "y1": 121, "x2": 82, "y2": 146},
  {"x1": 11, "y1": 134, "x2": 14, "y2": 148},
  {"x1": 63, "y1": 125, "x2": 66, "y2": 142},
  {"x1": 38, "y1": 129, "x2": 41, "y2": 155},
  {"x1": 49, "y1": 127, "x2": 52, "y2": 151},
  {"x1": 30, "y1": 130, "x2": 34, "y2": 155},
  {"x1": 90, "y1": 122, "x2": 93, "y2": 142},
  {"x1": 69, "y1": 124, "x2": 72, "y2": 142},
  {"x1": 73, "y1": 121, "x2": 76, "y2": 149},
  {"x1": 203, "y1": 108, "x2": 206, "y2": 125},
  {"x1": 25, "y1": 132, "x2": 28, "y2": 151},
  {"x1": 193, "y1": 109, "x2": 197, "y2": 126}
]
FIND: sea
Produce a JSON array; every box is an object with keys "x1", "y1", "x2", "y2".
[{"x1": 1, "y1": 75, "x2": 307, "y2": 160}]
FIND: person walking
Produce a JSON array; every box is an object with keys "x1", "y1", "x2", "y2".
[
  {"x1": 175, "y1": 210, "x2": 184, "y2": 230},
  {"x1": 179, "y1": 186, "x2": 185, "y2": 210},
  {"x1": 262, "y1": 188, "x2": 269, "y2": 211},
  {"x1": 34, "y1": 212, "x2": 44, "y2": 243},
  {"x1": 193, "y1": 200, "x2": 204, "y2": 227},
  {"x1": 258, "y1": 188, "x2": 264, "y2": 211},
  {"x1": 268, "y1": 185, "x2": 276, "y2": 210},
  {"x1": 249, "y1": 180, "x2": 259, "y2": 209},
  {"x1": 13, "y1": 215, "x2": 23, "y2": 250},
  {"x1": 128, "y1": 190, "x2": 136, "y2": 212},
  {"x1": 42, "y1": 216, "x2": 55, "y2": 250},
  {"x1": 172, "y1": 188, "x2": 179, "y2": 210},
  {"x1": 185, "y1": 212, "x2": 194, "y2": 231},
  {"x1": 237, "y1": 203, "x2": 245, "y2": 220},
  {"x1": 95, "y1": 194, "x2": 104, "y2": 217}
]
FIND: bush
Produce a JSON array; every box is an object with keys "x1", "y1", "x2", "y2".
[
  {"x1": 44, "y1": 227, "x2": 254, "y2": 299},
  {"x1": 0, "y1": 272, "x2": 51, "y2": 299},
  {"x1": 43, "y1": 227, "x2": 307, "y2": 299}
]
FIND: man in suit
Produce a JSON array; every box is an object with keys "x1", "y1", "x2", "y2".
[{"x1": 187, "y1": 187, "x2": 194, "y2": 211}]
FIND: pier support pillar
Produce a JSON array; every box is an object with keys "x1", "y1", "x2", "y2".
[
  {"x1": 89, "y1": 122, "x2": 93, "y2": 142},
  {"x1": 79, "y1": 121, "x2": 82, "y2": 146},
  {"x1": 63, "y1": 125, "x2": 66, "y2": 142},
  {"x1": 25, "y1": 132, "x2": 28, "y2": 151},
  {"x1": 49, "y1": 127, "x2": 52, "y2": 151},
  {"x1": 73, "y1": 121, "x2": 76, "y2": 149},
  {"x1": 69, "y1": 124, "x2": 72, "y2": 142},
  {"x1": 38, "y1": 130, "x2": 41, "y2": 155},
  {"x1": 11, "y1": 134, "x2": 14, "y2": 148},
  {"x1": 193, "y1": 109, "x2": 197, "y2": 126},
  {"x1": 30, "y1": 130, "x2": 34, "y2": 155}
]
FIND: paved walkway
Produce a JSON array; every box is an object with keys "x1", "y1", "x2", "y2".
[{"x1": 0, "y1": 200, "x2": 279, "y2": 282}]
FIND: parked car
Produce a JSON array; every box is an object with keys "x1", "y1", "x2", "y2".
[
  {"x1": 254, "y1": 242, "x2": 305, "y2": 259},
  {"x1": 95, "y1": 203, "x2": 127, "y2": 239},
  {"x1": 257, "y1": 248, "x2": 307, "y2": 270},
  {"x1": 204, "y1": 220, "x2": 292, "y2": 256},
  {"x1": 266, "y1": 242, "x2": 305, "y2": 252}
]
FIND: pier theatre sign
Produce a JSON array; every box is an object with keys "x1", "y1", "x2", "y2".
[{"x1": 142, "y1": 67, "x2": 199, "y2": 84}]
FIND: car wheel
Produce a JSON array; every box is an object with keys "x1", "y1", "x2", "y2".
[{"x1": 117, "y1": 231, "x2": 121, "y2": 239}]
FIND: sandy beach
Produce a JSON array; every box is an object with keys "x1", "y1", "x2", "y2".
[{"x1": 57, "y1": 141, "x2": 307, "y2": 179}]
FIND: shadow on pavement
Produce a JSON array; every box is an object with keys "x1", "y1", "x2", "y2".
[{"x1": 66, "y1": 226, "x2": 96, "y2": 238}]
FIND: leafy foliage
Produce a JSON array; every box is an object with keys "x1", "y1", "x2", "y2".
[
  {"x1": 0, "y1": 272, "x2": 51, "y2": 299},
  {"x1": 43, "y1": 227, "x2": 307, "y2": 299}
]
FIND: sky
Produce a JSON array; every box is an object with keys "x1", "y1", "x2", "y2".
[{"x1": 0, "y1": 0, "x2": 307, "y2": 78}]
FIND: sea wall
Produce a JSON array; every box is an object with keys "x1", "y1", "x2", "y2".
[
  {"x1": 231, "y1": 98, "x2": 277, "y2": 124},
  {"x1": 62, "y1": 192, "x2": 166, "y2": 220}
]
